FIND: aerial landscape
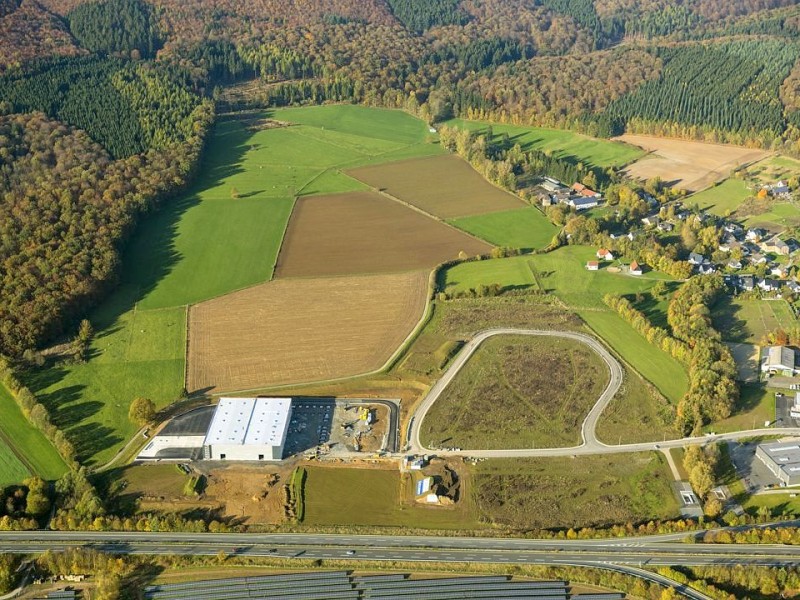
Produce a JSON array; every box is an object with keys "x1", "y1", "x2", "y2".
[{"x1": 4, "y1": 0, "x2": 800, "y2": 598}]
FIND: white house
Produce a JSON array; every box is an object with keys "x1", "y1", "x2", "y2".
[
  {"x1": 688, "y1": 252, "x2": 706, "y2": 266},
  {"x1": 203, "y1": 397, "x2": 292, "y2": 461},
  {"x1": 629, "y1": 261, "x2": 643, "y2": 276},
  {"x1": 597, "y1": 248, "x2": 614, "y2": 260},
  {"x1": 586, "y1": 260, "x2": 599, "y2": 271}
]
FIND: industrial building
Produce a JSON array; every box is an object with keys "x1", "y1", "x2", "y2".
[
  {"x1": 755, "y1": 440, "x2": 800, "y2": 486},
  {"x1": 761, "y1": 346, "x2": 798, "y2": 375},
  {"x1": 202, "y1": 397, "x2": 292, "y2": 461}
]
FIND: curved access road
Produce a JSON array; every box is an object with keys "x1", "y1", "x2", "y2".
[
  {"x1": 408, "y1": 328, "x2": 624, "y2": 455},
  {"x1": 408, "y1": 328, "x2": 800, "y2": 459}
]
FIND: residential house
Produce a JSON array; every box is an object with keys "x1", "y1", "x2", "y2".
[
  {"x1": 759, "y1": 278, "x2": 782, "y2": 292},
  {"x1": 541, "y1": 195, "x2": 555, "y2": 207},
  {"x1": 629, "y1": 261, "x2": 643, "y2": 276},
  {"x1": 688, "y1": 252, "x2": 706, "y2": 265},
  {"x1": 572, "y1": 182, "x2": 601, "y2": 198},
  {"x1": 641, "y1": 215, "x2": 660, "y2": 228},
  {"x1": 569, "y1": 196, "x2": 599, "y2": 211},
  {"x1": 724, "y1": 223, "x2": 744, "y2": 236},
  {"x1": 766, "y1": 181, "x2": 790, "y2": 196},
  {"x1": 586, "y1": 261, "x2": 599, "y2": 271},
  {"x1": 740, "y1": 274, "x2": 756, "y2": 291},
  {"x1": 747, "y1": 228, "x2": 766, "y2": 243},
  {"x1": 763, "y1": 238, "x2": 791, "y2": 256},
  {"x1": 750, "y1": 253, "x2": 768, "y2": 265},
  {"x1": 771, "y1": 264, "x2": 790, "y2": 279},
  {"x1": 727, "y1": 259, "x2": 743, "y2": 270},
  {"x1": 698, "y1": 263, "x2": 716, "y2": 275},
  {"x1": 789, "y1": 281, "x2": 800, "y2": 294},
  {"x1": 597, "y1": 248, "x2": 615, "y2": 261},
  {"x1": 657, "y1": 221, "x2": 675, "y2": 233}
]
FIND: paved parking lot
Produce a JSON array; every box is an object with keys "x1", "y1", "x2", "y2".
[
  {"x1": 775, "y1": 392, "x2": 800, "y2": 428},
  {"x1": 727, "y1": 441, "x2": 782, "y2": 492}
]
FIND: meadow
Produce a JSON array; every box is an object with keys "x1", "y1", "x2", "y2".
[
  {"x1": 275, "y1": 191, "x2": 489, "y2": 278},
  {"x1": 442, "y1": 247, "x2": 689, "y2": 403},
  {"x1": 29, "y1": 105, "x2": 445, "y2": 465},
  {"x1": 302, "y1": 466, "x2": 480, "y2": 529},
  {"x1": 0, "y1": 442, "x2": 29, "y2": 489},
  {"x1": 0, "y1": 384, "x2": 68, "y2": 481},
  {"x1": 421, "y1": 335, "x2": 609, "y2": 449},
  {"x1": 444, "y1": 119, "x2": 644, "y2": 169},
  {"x1": 448, "y1": 207, "x2": 558, "y2": 251},
  {"x1": 472, "y1": 453, "x2": 679, "y2": 529},
  {"x1": 348, "y1": 154, "x2": 526, "y2": 219},
  {"x1": 712, "y1": 297, "x2": 795, "y2": 344},
  {"x1": 746, "y1": 154, "x2": 800, "y2": 185},
  {"x1": 687, "y1": 178, "x2": 752, "y2": 216},
  {"x1": 744, "y1": 202, "x2": 800, "y2": 231}
]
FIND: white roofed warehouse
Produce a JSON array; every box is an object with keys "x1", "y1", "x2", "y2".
[
  {"x1": 202, "y1": 397, "x2": 292, "y2": 461},
  {"x1": 756, "y1": 440, "x2": 800, "y2": 486}
]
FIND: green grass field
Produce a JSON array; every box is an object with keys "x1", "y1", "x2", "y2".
[
  {"x1": 449, "y1": 207, "x2": 558, "y2": 250},
  {"x1": 687, "y1": 178, "x2": 752, "y2": 216},
  {"x1": 712, "y1": 297, "x2": 796, "y2": 344},
  {"x1": 746, "y1": 155, "x2": 800, "y2": 185},
  {"x1": 0, "y1": 385, "x2": 68, "y2": 481},
  {"x1": 472, "y1": 453, "x2": 679, "y2": 529},
  {"x1": 444, "y1": 119, "x2": 645, "y2": 169},
  {"x1": 30, "y1": 105, "x2": 444, "y2": 466},
  {"x1": 0, "y1": 443, "x2": 30, "y2": 489},
  {"x1": 442, "y1": 247, "x2": 689, "y2": 402},
  {"x1": 302, "y1": 466, "x2": 481, "y2": 529},
  {"x1": 744, "y1": 202, "x2": 800, "y2": 230}
]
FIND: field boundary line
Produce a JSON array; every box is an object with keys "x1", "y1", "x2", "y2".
[
  {"x1": 0, "y1": 419, "x2": 36, "y2": 478},
  {"x1": 182, "y1": 304, "x2": 191, "y2": 395}
]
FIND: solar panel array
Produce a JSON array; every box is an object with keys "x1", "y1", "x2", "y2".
[{"x1": 143, "y1": 571, "x2": 621, "y2": 600}]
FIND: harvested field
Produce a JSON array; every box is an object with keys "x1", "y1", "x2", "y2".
[
  {"x1": 616, "y1": 134, "x2": 769, "y2": 192},
  {"x1": 347, "y1": 154, "x2": 526, "y2": 219},
  {"x1": 187, "y1": 272, "x2": 429, "y2": 393},
  {"x1": 275, "y1": 191, "x2": 489, "y2": 278}
]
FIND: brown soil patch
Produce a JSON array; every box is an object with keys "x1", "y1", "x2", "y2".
[
  {"x1": 616, "y1": 134, "x2": 769, "y2": 192},
  {"x1": 204, "y1": 464, "x2": 292, "y2": 525},
  {"x1": 347, "y1": 154, "x2": 526, "y2": 219},
  {"x1": 275, "y1": 191, "x2": 490, "y2": 278},
  {"x1": 187, "y1": 271, "x2": 429, "y2": 393}
]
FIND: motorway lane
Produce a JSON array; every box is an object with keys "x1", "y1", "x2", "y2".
[{"x1": 408, "y1": 328, "x2": 624, "y2": 454}]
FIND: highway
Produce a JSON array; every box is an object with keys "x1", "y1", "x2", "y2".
[{"x1": 407, "y1": 327, "x2": 800, "y2": 458}]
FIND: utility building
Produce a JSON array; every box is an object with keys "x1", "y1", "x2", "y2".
[
  {"x1": 203, "y1": 397, "x2": 291, "y2": 461},
  {"x1": 756, "y1": 440, "x2": 800, "y2": 486}
]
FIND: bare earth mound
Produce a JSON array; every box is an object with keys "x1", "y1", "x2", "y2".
[
  {"x1": 347, "y1": 154, "x2": 526, "y2": 219},
  {"x1": 187, "y1": 271, "x2": 429, "y2": 393},
  {"x1": 615, "y1": 134, "x2": 769, "y2": 192},
  {"x1": 275, "y1": 191, "x2": 491, "y2": 278}
]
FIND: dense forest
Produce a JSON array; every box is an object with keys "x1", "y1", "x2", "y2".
[{"x1": 0, "y1": 0, "x2": 799, "y2": 358}]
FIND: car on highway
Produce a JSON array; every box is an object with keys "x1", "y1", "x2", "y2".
[{"x1": 346, "y1": 550, "x2": 356, "y2": 555}]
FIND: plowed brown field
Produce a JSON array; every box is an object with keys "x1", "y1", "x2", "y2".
[
  {"x1": 615, "y1": 134, "x2": 769, "y2": 191},
  {"x1": 187, "y1": 271, "x2": 429, "y2": 393},
  {"x1": 347, "y1": 154, "x2": 526, "y2": 219},
  {"x1": 275, "y1": 191, "x2": 490, "y2": 278}
]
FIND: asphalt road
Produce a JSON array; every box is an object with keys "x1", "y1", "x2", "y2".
[
  {"x1": 408, "y1": 328, "x2": 624, "y2": 454},
  {"x1": 407, "y1": 327, "x2": 800, "y2": 458}
]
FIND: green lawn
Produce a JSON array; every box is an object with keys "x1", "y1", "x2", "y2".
[
  {"x1": 444, "y1": 119, "x2": 645, "y2": 169},
  {"x1": 687, "y1": 178, "x2": 751, "y2": 216},
  {"x1": 709, "y1": 383, "x2": 775, "y2": 434},
  {"x1": 746, "y1": 154, "x2": 800, "y2": 185},
  {"x1": 0, "y1": 385, "x2": 68, "y2": 481},
  {"x1": 442, "y1": 247, "x2": 689, "y2": 402},
  {"x1": 302, "y1": 466, "x2": 481, "y2": 529},
  {"x1": 472, "y1": 453, "x2": 679, "y2": 530},
  {"x1": 712, "y1": 297, "x2": 796, "y2": 344},
  {"x1": 29, "y1": 105, "x2": 446, "y2": 466},
  {"x1": 449, "y1": 207, "x2": 558, "y2": 250},
  {"x1": 744, "y1": 202, "x2": 800, "y2": 230},
  {"x1": 0, "y1": 442, "x2": 30, "y2": 489}
]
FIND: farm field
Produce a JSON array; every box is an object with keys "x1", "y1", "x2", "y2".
[
  {"x1": 187, "y1": 271, "x2": 429, "y2": 393},
  {"x1": 348, "y1": 154, "x2": 526, "y2": 219},
  {"x1": 442, "y1": 248, "x2": 689, "y2": 403},
  {"x1": 420, "y1": 335, "x2": 609, "y2": 449},
  {"x1": 616, "y1": 134, "x2": 769, "y2": 192},
  {"x1": 472, "y1": 453, "x2": 679, "y2": 529},
  {"x1": 0, "y1": 441, "x2": 29, "y2": 488},
  {"x1": 687, "y1": 178, "x2": 752, "y2": 216},
  {"x1": 28, "y1": 105, "x2": 445, "y2": 466},
  {"x1": 444, "y1": 119, "x2": 644, "y2": 169},
  {"x1": 275, "y1": 191, "x2": 489, "y2": 278},
  {"x1": 302, "y1": 466, "x2": 481, "y2": 529},
  {"x1": 743, "y1": 201, "x2": 800, "y2": 231},
  {"x1": 0, "y1": 384, "x2": 68, "y2": 480},
  {"x1": 448, "y1": 207, "x2": 558, "y2": 251},
  {"x1": 711, "y1": 297, "x2": 795, "y2": 344}
]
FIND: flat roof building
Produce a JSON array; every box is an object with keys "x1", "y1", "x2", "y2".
[
  {"x1": 203, "y1": 397, "x2": 292, "y2": 461},
  {"x1": 756, "y1": 440, "x2": 800, "y2": 486}
]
